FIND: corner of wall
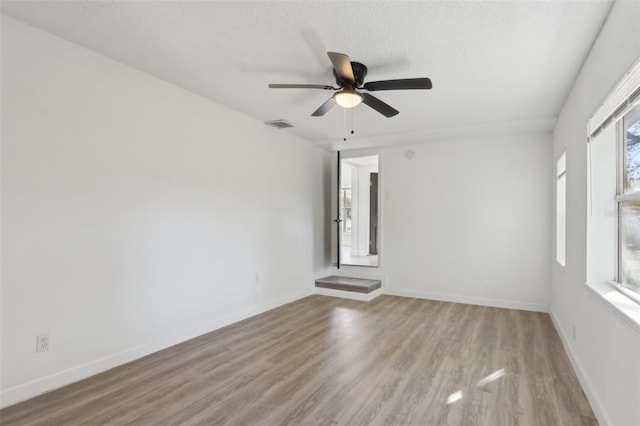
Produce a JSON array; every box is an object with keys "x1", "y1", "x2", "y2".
[{"x1": 548, "y1": 308, "x2": 611, "y2": 426}]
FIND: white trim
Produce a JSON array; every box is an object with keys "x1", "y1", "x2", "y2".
[
  {"x1": 549, "y1": 310, "x2": 611, "y2": 426},
  {"x1": 384, "y1": 288, "x2": 548, "y2": 313},
  {"x1": 588, "y1": 57, "x2": 640, "y2": 138},
  {"x1": 557, "y1": 151, "x2": 567, "y2": 177},
  {"x1": 614, "y1": 192, "x2": 640, "y2": 202},
  {"x1": 318, "y1": 117, "x2": 556, "y2": 152},
  {"x1": 585, "y1": 281, "x2": 640, "y2": 333},
  {"x1": 611, "y1": 281, "x2": 640, "y2": 305},
  {"x1": 556, "y1": 151, "x2": 567, "y2": 266},
  {"x1": 0, "y1": 290, "x2": 311, "y2": 409},
  {"x1": 314, "y1": 286, "x2": 383, "y2": 302},
  {"x1": 588, "y1": 138, "x2": 593, "y2": 217}
]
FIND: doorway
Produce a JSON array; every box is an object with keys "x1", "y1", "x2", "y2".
[{"x1": 339, "y1": 155, "x2": 379, "y2": 267}]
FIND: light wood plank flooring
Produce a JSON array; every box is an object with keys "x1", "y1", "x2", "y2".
[{"x1": 0, "y1": 295, "x2": 596, "y2": 425}]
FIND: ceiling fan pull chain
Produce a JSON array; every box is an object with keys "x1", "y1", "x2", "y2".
[
  {"x1": 343, "y1": 107, "x2": 347, "y2": 141},
  {"x1": 351, "y1": 107, "x2": 355, "y2": 136}
]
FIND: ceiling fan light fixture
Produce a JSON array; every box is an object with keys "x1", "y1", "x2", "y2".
[{"x1": 334, "y1": 90, "x2": 363, "y2": 109}]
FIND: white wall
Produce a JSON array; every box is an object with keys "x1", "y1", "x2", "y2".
[
  {"x1": 335, "y1": 133, "x2": 552, "y2": 312},
  {"x1": 550, "y1": 2, "x2": 640, "y2": 425},
  {"x1": 0, "y1": 16, "x2": 326, "y2": 407}
]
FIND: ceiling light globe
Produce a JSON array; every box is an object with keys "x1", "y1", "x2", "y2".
[{"x1": 334, "y1": 90, "x2": 364, "y2": 108}]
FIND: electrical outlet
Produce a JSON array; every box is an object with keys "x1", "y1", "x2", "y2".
[{"x1": 36, "y1": 334, "x2": 49, "y2": 352}]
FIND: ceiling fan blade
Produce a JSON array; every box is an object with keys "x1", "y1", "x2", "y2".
[
  {"x1": 327, "y1": 52, "x2": 355, "y2": 83},
  {"x1": 362, "y1": 93, "x2": 399, "y2": 117},
  {"x1": 311, "y1": 97, "x2": 336, "y2": 116},
  {"x1": 269, "y1": 84, "x2": 335, "y2": 90},
  {"x1": 363, "y1": 78, "x2": 432, "y2": 91}
]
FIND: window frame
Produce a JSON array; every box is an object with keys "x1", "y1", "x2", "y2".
[
  {"x1": 556, "y1": 151, "x2": 567, "y2": 267},
  {"x1": 615, "y1": 103, "x2": 640, "y2": 302},
  {"x1": 586, "y1": 57, "x2": 640, "y2": 324}
]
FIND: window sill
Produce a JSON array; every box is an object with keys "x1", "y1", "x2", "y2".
[{"x1": 585, "y1": 281, "x2": 640, "y2": 332}]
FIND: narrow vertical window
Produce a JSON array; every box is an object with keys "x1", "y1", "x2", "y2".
[{"x1": 556, "y1": 152, "x2": 567, "y2": 266}]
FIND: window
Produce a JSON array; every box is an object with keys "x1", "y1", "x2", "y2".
[
  {"x1": 556, "y1": 152, "x2": 566, "y2": 266},
  {"x1": 341, "y1": 187, "x2": 352, "y2": 233},
  {"x1": 586, "y1": 57, "x2": 640, "y2": 309},
  {"x1": 617, "y1": 104, "x2": 640, "y2": 295}
]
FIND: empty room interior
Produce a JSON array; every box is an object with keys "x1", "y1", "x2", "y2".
[{"x1": 1, "y1": 1, "x2": 640, "y2": 425}]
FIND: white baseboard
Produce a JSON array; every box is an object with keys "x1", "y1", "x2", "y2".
[
  {"x1": 384, "y1": 287, "x2": 549, "y2": 313},
  {"x1": 0, "y1": 290, "x2": 311, "y2": 409},
  {"x1": 549, "y1": 310, "x2": 611, "y2": 426},
  {"x1": 314, "y1": 286, "x2": 383, "y2": 302}
]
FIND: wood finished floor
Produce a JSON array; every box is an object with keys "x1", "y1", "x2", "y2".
[{"x1": 1, "y1": 295, "x2": 596, "y2": 426}]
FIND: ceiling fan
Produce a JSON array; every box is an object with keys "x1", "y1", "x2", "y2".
[{"x1": 268, "y1": 52, "x2": 432, "y2": 118}]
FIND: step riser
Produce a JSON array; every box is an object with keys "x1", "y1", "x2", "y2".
[
  {"x1": 315, "y1": 282, "x2": 380, "y2": 293},
  {"x1": 314, "y1": 276, "x2": 382, "y2": 295},
  {"x1": 314, "y1": 287, "x2": 383, "y2": 302}
]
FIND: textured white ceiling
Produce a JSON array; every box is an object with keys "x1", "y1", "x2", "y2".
[{"x1": 1, "y1": 1, "x2": 613, "y2": 149}]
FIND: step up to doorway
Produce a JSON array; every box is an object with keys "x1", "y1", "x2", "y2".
[{"x1": 314, "y1": 276, "x2": 382, "y2": 301}]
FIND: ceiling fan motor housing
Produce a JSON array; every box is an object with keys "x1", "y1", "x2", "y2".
[{"x1": 334, "y1": 62, "x2": 368, "y2": 87}]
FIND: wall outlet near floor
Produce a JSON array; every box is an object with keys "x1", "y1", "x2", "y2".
[
  {"x1": 36, "y1": 334, "x2": 49, "y2": 352},
  {"x1": 571, "y1": 325, "x2": 576, "y2": 341}
]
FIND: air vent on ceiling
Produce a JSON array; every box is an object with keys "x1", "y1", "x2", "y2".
[{"x1": 265, "y1": 119, "x2": 294, "y2": 129}]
